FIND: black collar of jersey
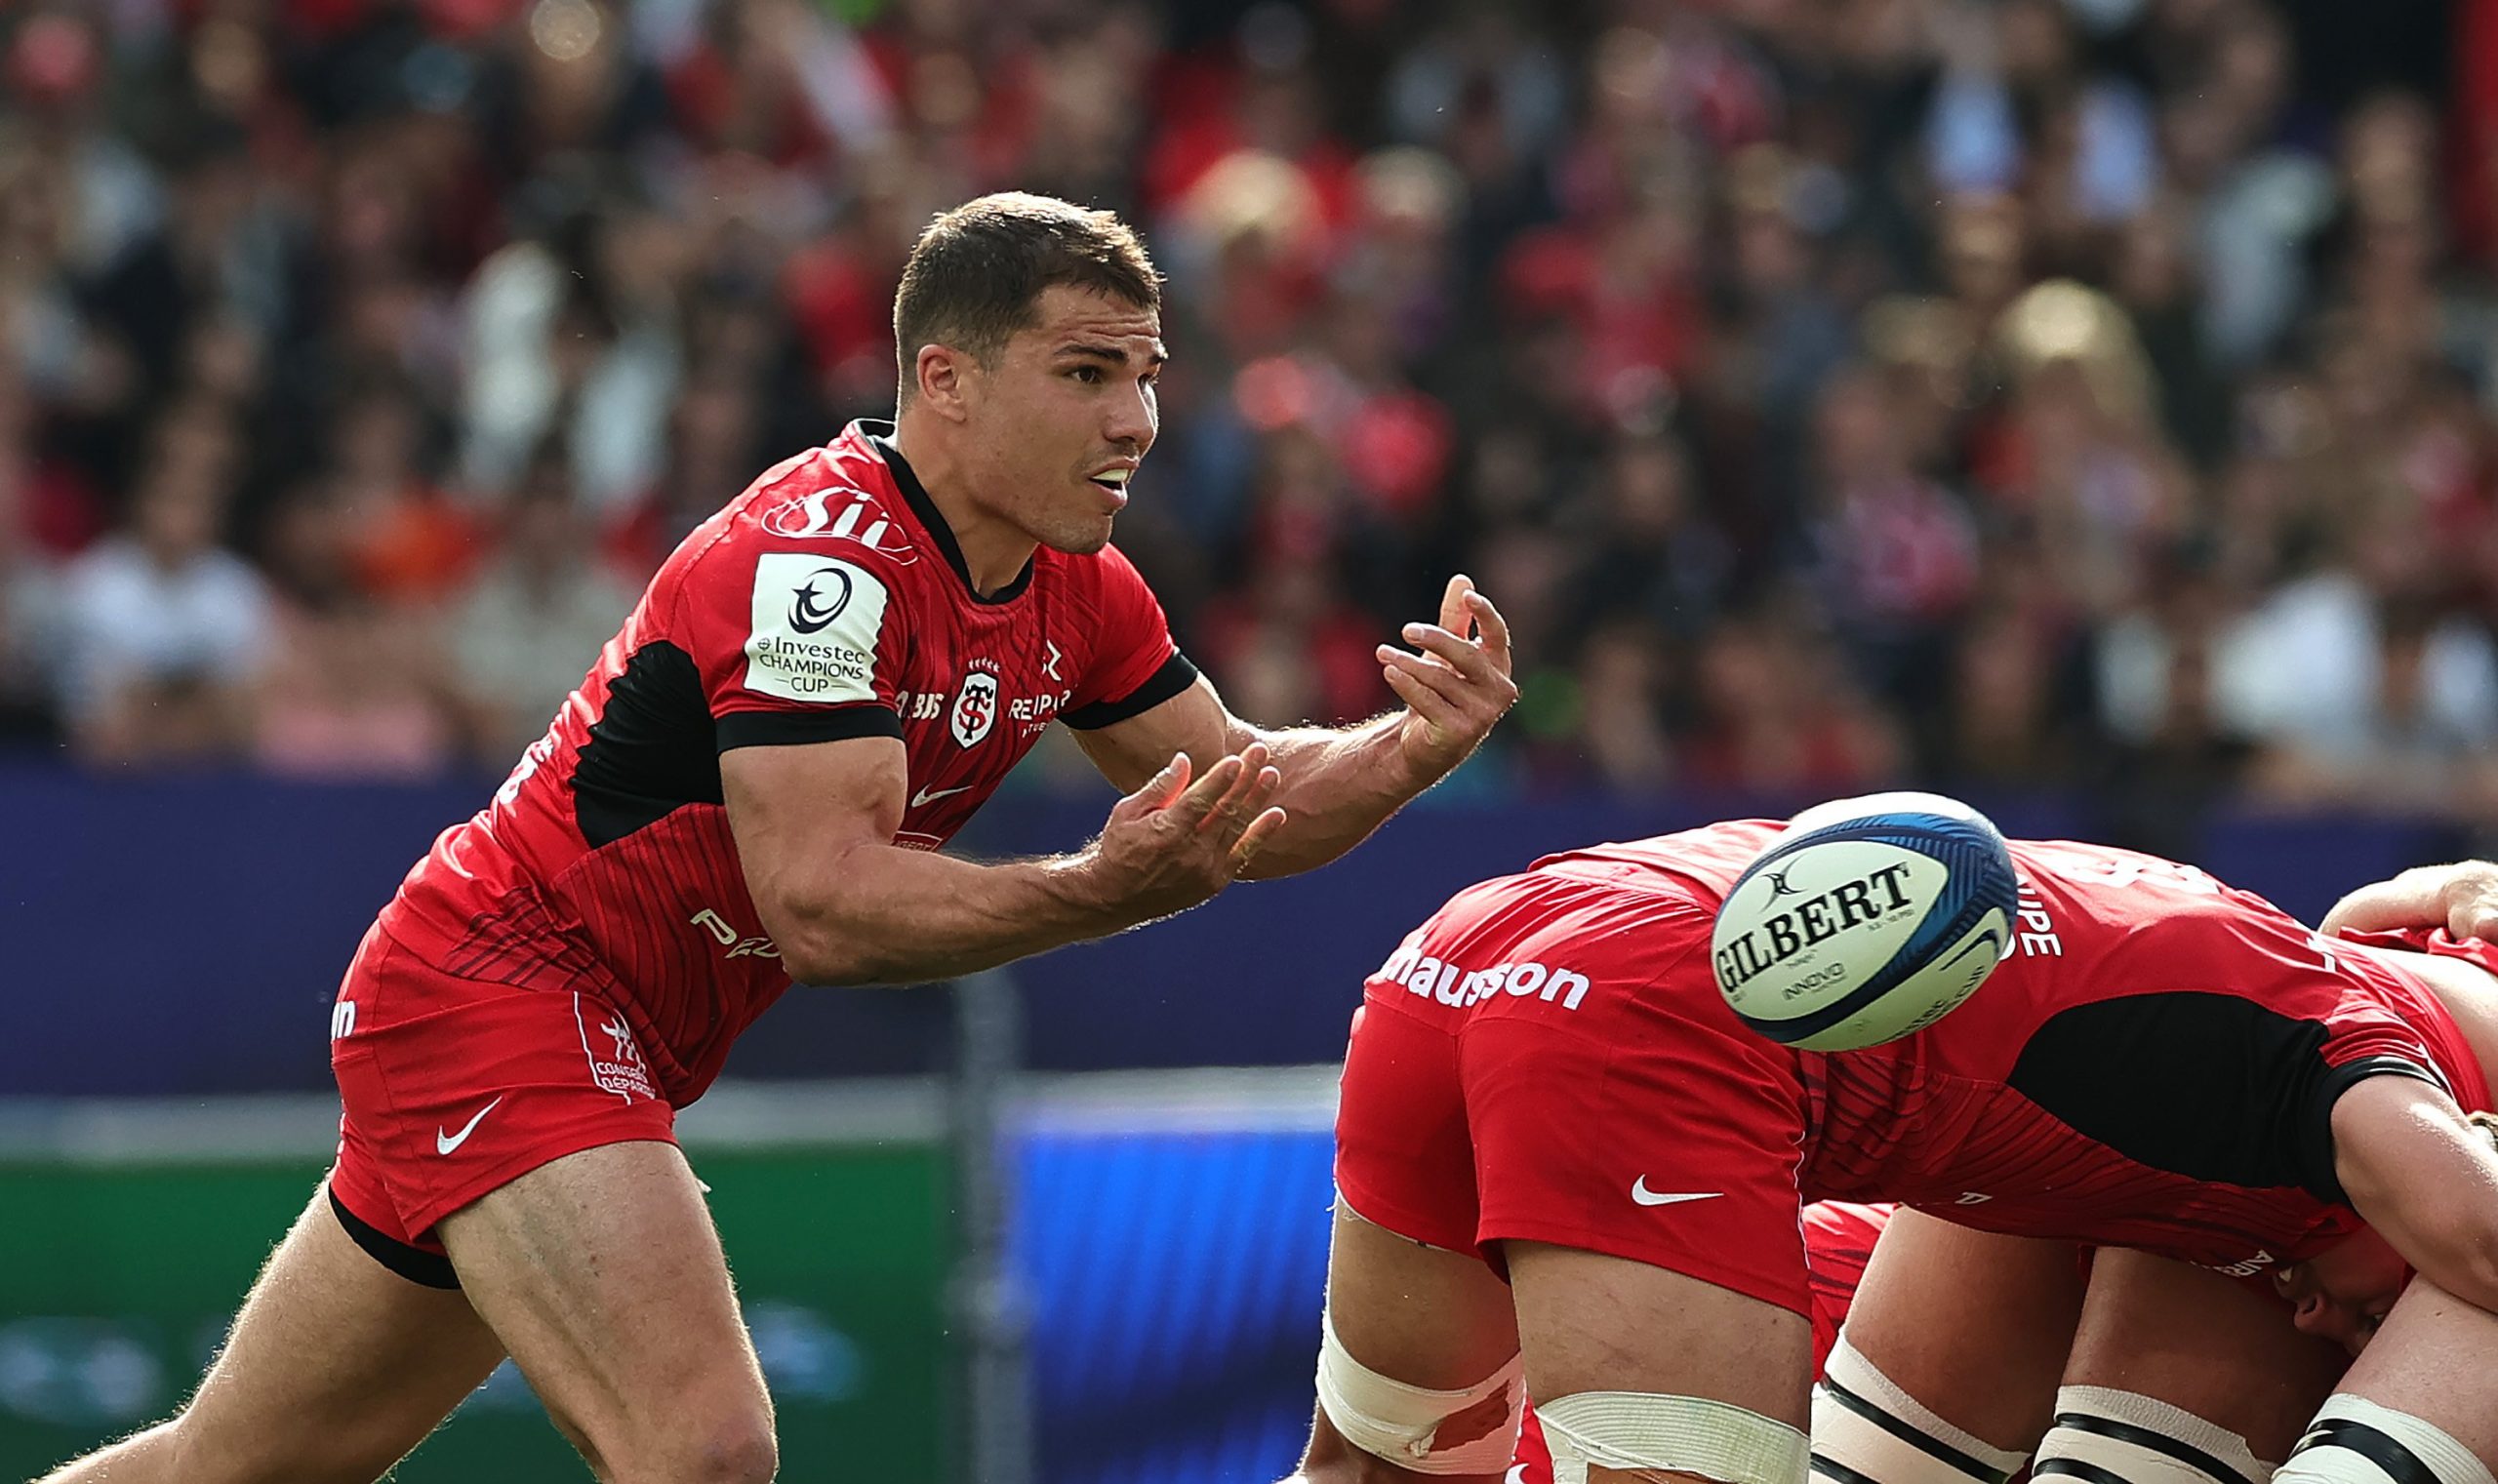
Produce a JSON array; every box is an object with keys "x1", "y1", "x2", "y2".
[{"x1": 862, "y1": 422, "x2": 1036, "y2": 606}]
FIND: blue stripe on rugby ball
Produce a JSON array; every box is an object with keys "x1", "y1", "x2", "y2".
[{"x1": 1726, "y1": 809, "x2": 2019, "y2": 1045}]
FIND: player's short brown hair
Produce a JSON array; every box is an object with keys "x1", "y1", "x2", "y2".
[{"x1": 893, "y1": 193, "x2": 1161, "y2": 402}]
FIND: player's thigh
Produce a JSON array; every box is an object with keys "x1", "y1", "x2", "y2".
[
  {"x1": 1837, "y1": 1209, "x2": 2087, "y2": 1451},
  {"x1": 1507, "y1": 1241, "x2": 1811, "y2": 1424},
  {"x1": 159, "y1": 1184, "x2": 504, "y2": 1482},
  {"x1": 1296, "y1": 1200, "x2": 1521, "y2": 1484},
  {"x1": 2061, "y1": 1247, "x2": 2346, "y2": 1463},
  {"x1": 2300, "y1": 1277, "x2": 2498, "y2": 1478},
  {"x1": 436, "y1": 1138, "x2": 771, "y2": 1473},
  {"x1": 1509, "y1": 1241, "x2": 1813, "y2": 1484}
]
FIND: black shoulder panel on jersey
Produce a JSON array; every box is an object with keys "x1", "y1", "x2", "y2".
[
  {"x1": 1062, "y1": 651, "x2": 1202, "y2": 730},
  {"x1": 572, "y1": 641, "x2": 725, "y2": 848},
  {"x1": 2007, "y1": 990, "x2": 2424, "y2": 1204}
]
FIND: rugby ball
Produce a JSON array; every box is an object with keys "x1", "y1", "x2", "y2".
[{"x1": 1712, "y1": 792, "x2": 2019, "y2": 1051}]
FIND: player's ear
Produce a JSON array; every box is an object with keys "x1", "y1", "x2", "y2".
[{"x1": 913, "y1": 343, "x2": 974, "y2": 422}]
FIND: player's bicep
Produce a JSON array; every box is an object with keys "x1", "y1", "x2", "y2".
[
  {"x1": 720, "y1": 735, "x2": 907, "y2": 941},
  {"x1": 2330, "y1": 1073, "x2": 2498, "y2": 1304},
  {"x1": 1068, "y1": 672, "x2": 1229, "y2": 794}
]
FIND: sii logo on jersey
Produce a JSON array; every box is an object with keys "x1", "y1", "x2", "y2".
[{"x1": 761, "y1": 484, "x2": 918, "y2": 562}]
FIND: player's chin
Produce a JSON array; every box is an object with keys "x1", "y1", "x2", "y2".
[{"x1": 1038, "y1": 514, "x2": 1116, "y2": 556}]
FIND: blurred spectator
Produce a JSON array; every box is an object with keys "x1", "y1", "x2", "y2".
[
  {"x1": 329, "y1": 387, "x2": 478, "y2": 602},
  {"x1": 55, "y1": 402, "x2": 268, "y2": 765},
  {"x1": 251, "y1": 481, "x2": 467, "y2": 780},
  {"x1": 454, "y1": 454, "x2": 639, "y2": 765},
  {"x1": 1681, "y1": 615, "x2": 1903, "y2": 794},
  {"x1": 1570, "y1": 620, "x2": 1678, "y2": 795},
  {"x1": 1802, "y1": 365, "x2": 1980, "y2": 714},
  {"x1": 459, "y1": 200, "x2": 683, "y2": 511}
]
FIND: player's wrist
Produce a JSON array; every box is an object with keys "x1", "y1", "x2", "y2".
[{"x1": 1044, "y1": 848, "x2": 1141, "y2": 933}]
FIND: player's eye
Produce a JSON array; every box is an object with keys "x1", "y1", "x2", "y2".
[{"x1": 1069, "y1": 365, "x2": 1104, "y2": 384}]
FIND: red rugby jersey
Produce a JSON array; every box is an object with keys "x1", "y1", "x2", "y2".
[
  {"x1": 1533, "y1": 823, "x2": 2493, "y2": 1270},
  {"x1": 376, "y1": 421, "x2": 1194, "y2": 1102}
]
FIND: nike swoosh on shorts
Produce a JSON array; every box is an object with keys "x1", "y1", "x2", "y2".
[{"x1": 436, "y1": 1096, "x2": 505, "y2": 1155}]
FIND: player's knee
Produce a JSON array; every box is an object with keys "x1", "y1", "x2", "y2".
[
  {"x1": 690, "y1": 1419, "x2": 778, "y2": 1484},
  {"x1": 1540, "y1": 1391, "x2": 1806, "y2": 1484},
  {"x1": 618, "y1": 1395, "x2": 778, "y2": 1484},
  {"x1": 2270, "y1": 1396, "x2": 2495, "y2": 1484},
  {"x1": 2031, "y1": 1385, "x2": 2275, "y2": 1484},
  {"x1": 1312, "y1": 1310, "x2": 1523, "y2": 1475},
  {"x1": 1810, "y1": 1338, "x2": 2029, "y2": 1484}
]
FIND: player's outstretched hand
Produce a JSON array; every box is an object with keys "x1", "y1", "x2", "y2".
[
  {"x1": 1376, "y1": 574, "x2": 1518, "y2": 781},
  {"x1": 1082, "y1": 744, "x2": 1286, "y2": 923},
  {"x1": 2321, "y1": 861, "x2": 2498, "y2": 943}
]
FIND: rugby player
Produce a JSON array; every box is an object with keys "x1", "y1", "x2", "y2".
[
  {"x1": 40, "y1": 193, "x2": 1516, "y2": 1484},
  {"x1": 1807, "y1": 866, "x2": 2498, "y2": 1484},
  {"x1": 1287, "y1": 818, "x2": 2498, "y2": 1484}
]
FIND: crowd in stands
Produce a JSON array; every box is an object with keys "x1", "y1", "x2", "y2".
[{"x1": 4, "y1": 0, "x2": 2497, "y2": 837}]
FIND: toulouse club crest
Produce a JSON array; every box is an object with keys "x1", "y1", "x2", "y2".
[{"x1": 951, "y1": 671, "x2": 999, "y2": 747}]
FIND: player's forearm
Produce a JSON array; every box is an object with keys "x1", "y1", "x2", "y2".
[
  {"x1": 766, "y1": 844, "x2": 1134, "y2": 985},
  {"x1": 2321, "y1": 862, "x2": 2498, "y2": 939},
  {"x1": 1232, "y1": 714, "x2": 1428, "y2": 879}
]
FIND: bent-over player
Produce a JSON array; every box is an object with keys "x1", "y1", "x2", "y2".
[
  {"x1": 41, "y1": 193, "x2": 1516, "y2": 1484},
  {"x1": 1289, "y1": 818, "x2": 2498, "y2": 1484}
]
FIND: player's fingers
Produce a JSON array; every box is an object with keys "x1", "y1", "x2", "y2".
[
  {"x1": 1466, "y1": 589, "x2": 1514, "y2": 673},
  {"x1": 1382, "y1": 659, "x2": 1466, "y2": 730},
  {"x1": 1379, "y1": 645, "x2": 1472, "y2": 704},
  {"x1": 1229, "y1": 805, "x2": 1289, "y2": 874},
  {"x1": 1116, "y1": 751, "x2": 1191, "y2": 817},
  {"x1": 1167, "y1": 754, "x2": 1245, "y2": 825},
  {"x1": 1436, "y1": 573, "x2": 1474, "y2": 638},
  {"x1": 1197, "y1": 744, "x2": 1272, "y2": 833},
  {"x1": 2454, "y1": 898, "x2": 2498, "y2": 943},
  {"x1": 1400, "y1": 622, "x2": 1494, "y2": 680}
]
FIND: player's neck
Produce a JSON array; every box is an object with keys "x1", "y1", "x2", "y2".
[{"x1": 889, "y1": 411, "x2": 1038, "y2": 598}]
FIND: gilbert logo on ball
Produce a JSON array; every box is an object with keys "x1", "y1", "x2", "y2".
[{"x1": 1712, "y1": 792, "x2": 2018, "y2": 1051}]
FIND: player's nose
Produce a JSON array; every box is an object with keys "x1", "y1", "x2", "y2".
[
  {"x1": 2288, "y1": 1295, "x2": 2361, "y2": 1351},
  {"x1": 1104, "y1": 381, "x2": 1155, "y2": 449}
]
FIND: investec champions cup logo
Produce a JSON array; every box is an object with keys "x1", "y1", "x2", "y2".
[
  {"x1": 786, "y1": 566, "x2": 854, "y2": 634},
  {"x1": 745, "y1": 552, "x2": 887, "y2": 703}
]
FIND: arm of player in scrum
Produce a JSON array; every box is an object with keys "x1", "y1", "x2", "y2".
[
  {"x1": 2333, "y1": 1074, "x2": 2498, "y2": 1316},
  {"x1": 1068, "y1": 579, "x2": 1517, "y2": 880},
  {"x1": 2322, "y1": 861, "x2": 2498, "y2": 942}
]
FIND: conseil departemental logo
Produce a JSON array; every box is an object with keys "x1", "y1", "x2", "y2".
[{"x1": 787, "y1": 567, "x2": 856, "y2": 634}]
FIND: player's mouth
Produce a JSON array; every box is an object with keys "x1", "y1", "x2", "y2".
[{"x1": 1086, "y1": 463, "x2": 1136, "y2": 509}]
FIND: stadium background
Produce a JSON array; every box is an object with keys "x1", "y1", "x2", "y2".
[{"x1": 4, "y1": 0, "x2": 2496, "y2": 1478}]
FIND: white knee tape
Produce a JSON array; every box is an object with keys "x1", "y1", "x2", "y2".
[
  {"x1": 2275, "y1": 1396, "x2": 2496, "y2": 1484},
  {"x1": 1539, "y1": 1391, "x2": 1809, "y2": 1484},
  {"x1": 1311, "y1": 1309, "x2": 1522, "y2": 1475},
  {"x1": 2035, "y1": 1386, "x2": 2276, "y2": 1484},
  {"x1": 1811, "y1": 1338, "x2": 2029, "y2": 1484}
]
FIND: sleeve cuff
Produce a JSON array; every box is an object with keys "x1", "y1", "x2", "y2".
[
  {"x1": 1061, "y1": 651, "x2": 1200, "y2": 731},
  {"x1": 2301, "y1": 1055, "x2": 2450, "y2": 1203},
  {"x1": 716, "y1": 705, "x2": 904, "y2": 752}
]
